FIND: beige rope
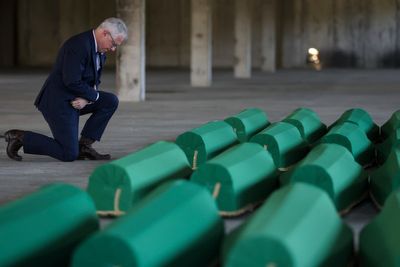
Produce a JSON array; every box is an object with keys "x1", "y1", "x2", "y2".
[
  {"x1": 263, "y1": 144, "x2": 268, "y2": 150},
  {"x1": 192, "y1": 150, "x2": 198, "y2": 170},
  {"x1": 96, "y1": 188, "x2": 126, "y2": 217},
  {"x1": 96, "y1": 210, "x2": 125, "y2": 217},
  {"x1": 212, "y1": 182, "x2": 221, "y2": 199},
  {"x1": 339, "y1": 191, "x2": 369, "y2": 216},
  {"x1": 114, "y1": 188, "x2": 122, "y2": 214},
  {"x1": 219, "y1": 201, "x2": 263, "y2": 217},
  {"x1": 369, "y1": 191, "x2": 382, "y2": 210}
]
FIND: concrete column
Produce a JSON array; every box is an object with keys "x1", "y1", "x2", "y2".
[
  {"x1": 0, "y1": 1, "x2": 16, "y2": 66},
  {"x1": 234, "y1": 0, "x2": 252, "y2": 78},
  {"x1": 261, "y1": 0, "x2": 276, "y2": 72},
  {"x1": 116, "y1": 0, "x2": 146, "y2": 101},
  {"x1": 191, "y1": 0, "x2": 212, "y2": 87}
]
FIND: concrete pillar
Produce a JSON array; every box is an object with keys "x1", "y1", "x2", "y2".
[
  {"x1": 116, "y1": 0, "x2": 146, "y2": 101},
  {"x1": 0, "y1": 1, "x2": 16, "y2": 66},
  {"x1": 191, "y1": 0, "x2": 212, "y2": 87},
  {"x1": 261, "y1": 0, "x2": 276, "y2": 72},
  {"x1": 234, "y1": 0, "x2": 252, "y2": 78}
]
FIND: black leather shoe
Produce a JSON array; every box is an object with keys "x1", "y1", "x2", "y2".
[
  {"x1": 78, "y1": 144, "x2": 111, "y2": 160},
  {"x1": 4, "y1": 129, "x2": 25, "y2": 161}
]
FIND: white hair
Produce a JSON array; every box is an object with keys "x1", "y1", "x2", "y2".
[{"x1": 98, "y1": 17, "x2": 128, "y2": 40}]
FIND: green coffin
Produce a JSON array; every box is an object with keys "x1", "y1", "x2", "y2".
[
  {"x1": 222, "y1": 183, "x2": 353, "y2": 267},
  {"x1": 370, "y1": 147, "x2": 400, "y2": 208},
  {"x1": 320, "y1": 122, "x2": 375, "y2": 166},
  {"x1": 176, "y1": 120, "x2": 238, "y2": 169},
  {"x1": 224, "y1": 108, "x2": 270, "y2": 142},
  {"x1": 381, "y1": 109, "x2": 400, "y2": 140},
  {"x1": 87, "y1": 141, "x2": 192, "y2": 216},
  {"x1": 282, "y1": 107, "x2": 327, "y2": 144},
  {"x1": 330, "y1": 108, "x2": 379, "y2": 142},
  {"x1": 281, "y1": 143, "x2": 368, "y2": 212},
  {"x1": 73, "y1": 180, "x2": 224, "y2": 267},
  {"x1": 376, "y1": 128, "x2": 400, "y2": 164},
  {"x1": 249, "y1": 122, "x2": 309, "y2": 168},
  {"x1": 0, "y1": 184, "x2": 99, "y2": 267},
  {"x1": 190, "y1": 142, "x2": 278, "y2": 216},
  {"x1": 359, "y1": 190, "x2": 400, "y2": 267}
]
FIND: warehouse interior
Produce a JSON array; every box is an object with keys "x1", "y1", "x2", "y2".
[{"x1": 1, "y1": 0, "x2": 400, "y2": 266}]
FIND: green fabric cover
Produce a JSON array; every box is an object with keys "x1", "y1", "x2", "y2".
[
  {"x1": 376, "y1": 128, "x2": 400, "y2": 164},
  {"x1": 249, "y1": 122, "x2": 309, "y2": 168},
  {"x1": 0, "y1": 184, "x2": 99, "y2": 267},
  {"x1": 175, "y1": 120, "x2": 238, "y2": 168},
  {"x1": 87, "y1": 141, "x2": 192, "y2": 214},
  {"x1": 73, "y1": 180, "x2": 224, "y2": 267},
  {"x1": 381, "y1": 109, "x2": 400, "y2": 140},
  {"x1": 370, "y1": 147, "x2": 400, "y2": 207},
  {"x1": 320, "y1": 122, "x2": 375, "y2": 166},
  {"x1": 190, "y1": 142, "x2": 278, "y2": 213},
  {"x1": 224, "y1": 108, "x2": 270, "y2": 142},
  {"x1": 281, "y1": 143, "x2": 368, "y2": 211},
  {"x1": 222, "y1": 183, "x2": 353, "y2": 267},
  {"x1": 282, "y1": 107, "x2": 327, "y2": 144},
  {"x1": 359, "y1": 190, "x2": 400, "y2": 267},
  {"x1": 330, "y1": 108, "x2": 379, "y2": 142}
]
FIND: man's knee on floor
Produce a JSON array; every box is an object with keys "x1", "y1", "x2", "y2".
[
  {"x1": 109, "y1": 93, "x2": 119, "y2": 110},
  {"x1": 61, "y1": 148, "x2": 79, "y2": 162}
]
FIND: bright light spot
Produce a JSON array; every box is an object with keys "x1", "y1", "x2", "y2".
[{"x1": 308, "y1": 48, "x2": 319, "y2": 55}]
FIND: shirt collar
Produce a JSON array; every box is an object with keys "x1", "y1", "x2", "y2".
[{"x1": 92, "y1": 30, "x2": 98, "y2": 53}]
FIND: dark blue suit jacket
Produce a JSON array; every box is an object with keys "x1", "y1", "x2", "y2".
[{"x1": 35, "y1": 30, "x2": 105, "y2": 115}]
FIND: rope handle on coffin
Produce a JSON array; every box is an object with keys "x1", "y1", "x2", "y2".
[
  {"x1": 192, "y1": 150, "x2": 198, "y2": 170},
  {"x1": 96, "y1": 188, "x2": 126, "y2": 217}
]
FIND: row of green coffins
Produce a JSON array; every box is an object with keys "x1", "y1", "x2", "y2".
[
  {"x1": 87, "y1": 107, "x2": 383, "y2": 215},
  {"x1": 88, "y1": 107, "x2": 327, "y2": 215},
  {"x1": 176, "y1": 107, "x2": 328, "y2": 169},
  {"x1": 3, "y1": 108, "x2": 400, "y2": 266},
  {"x1": 3, "y1": 180, "x2": 400, "y2": 266},
  {"x1": 371, "y1": 109, "x2": 400, "y2": 208}
]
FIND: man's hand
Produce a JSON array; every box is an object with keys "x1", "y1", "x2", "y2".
[{"x1": 70, "y1": 97, "x2": 89, "y2": 110}]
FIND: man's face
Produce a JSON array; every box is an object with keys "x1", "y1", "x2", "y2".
[{"x1": 98, "y1": 30, "x2": 123, "y2": 53}]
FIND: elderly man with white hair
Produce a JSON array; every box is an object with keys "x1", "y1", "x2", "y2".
[{"x1": 5, "y1": 17, "x2": 128, "y2": 162}]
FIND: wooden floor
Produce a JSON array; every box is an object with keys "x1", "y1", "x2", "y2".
[{"x1": 2, "y1": 68, "x2": 399, "y2": 246}]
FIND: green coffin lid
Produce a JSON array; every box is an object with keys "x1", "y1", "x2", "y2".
[
  {"x1": 359, "y1": 190, "x2": 400, "y2": 267},
  {"x1": 176, "y1": 120, "x2": 238, "y2": 169},
  {"x1": 87, "y1": 141, "x2": 192, "y2": 216},
  {"x1": 190, "y1": 142, "x2": 278, "y2": 215},
  {"x1": 281, "y1": 143, "x2": 368, "y2": 212},
  {"x1": 330, "y1": 108, "x2": 380, "y2": 142},
  {"x1": 73, "y1": 180, "x2": 224, "y2": 267},
  {"x1": 0, "y1": 184, "x2": 99, "y2": 267},
  {"x1": 249, "y1": 121, "x2": 309, "y2": 168},
  {"x1": 282, "y1": 107, "x2": 327, "y2": 144},
  {"x1": 376, "y1": 128, "x2": 400, "y2": 164},
  {"x1": 370, "y1": 147, "x2": 400, "y2": 208},
  {"x1": 381, "y1": 109, "x2": 400, "y2": 140},
  {"x1": 224, "y1": 108, "x2": 270, "y2": 143},
  {"x1": 320, "y1": 122, "x2": 376, "y2": 166},
  {"x1": 222, "y1": 183, "x2": 353, "y2": 267}
]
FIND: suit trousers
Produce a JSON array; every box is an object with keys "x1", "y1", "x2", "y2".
[{"x1": 23, "y1": 91, "x2": 119, "y2": 161}]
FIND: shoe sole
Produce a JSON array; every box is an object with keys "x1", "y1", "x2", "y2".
[{"x1": 5, "y1": 132, "x2": 23, "y2": 161}]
